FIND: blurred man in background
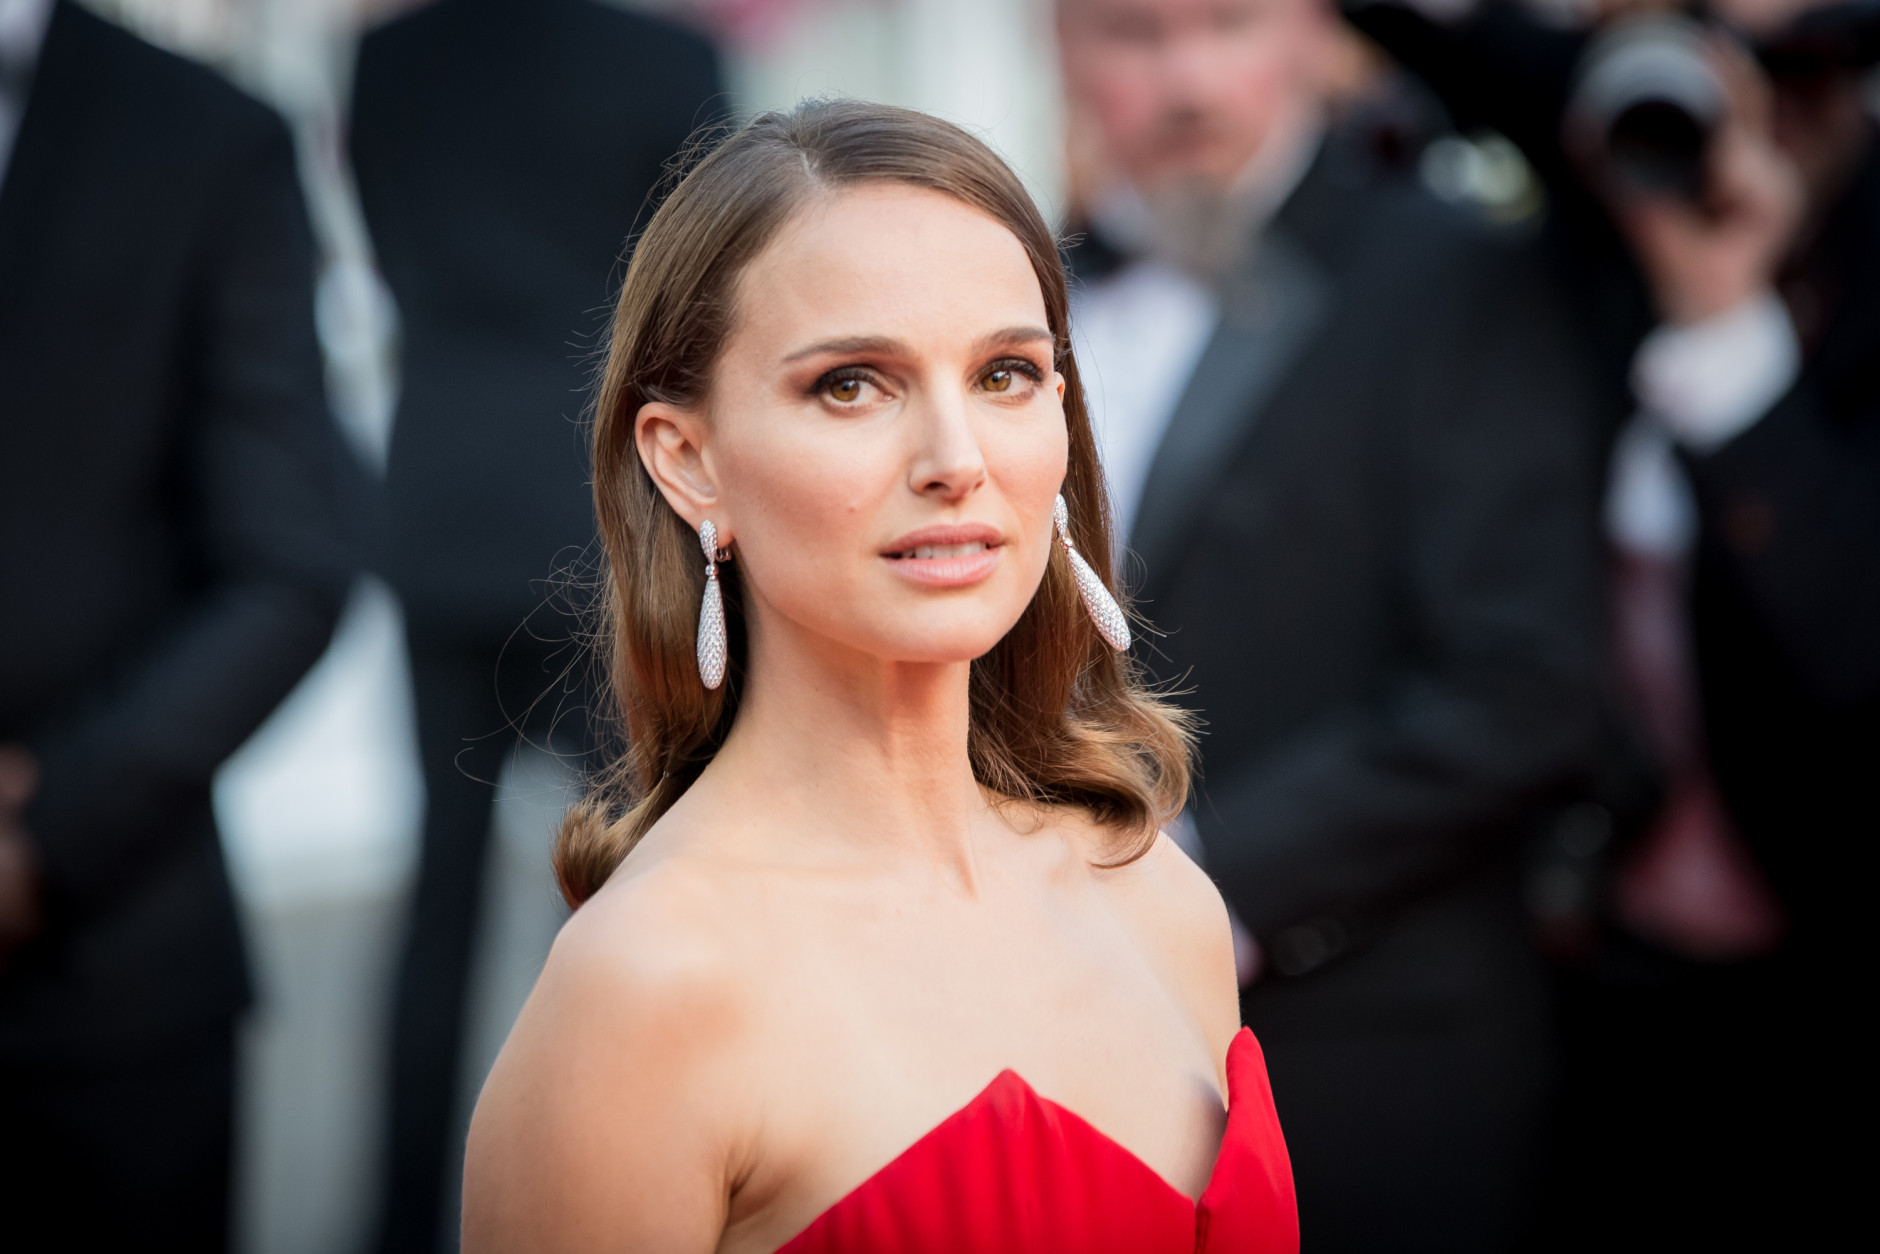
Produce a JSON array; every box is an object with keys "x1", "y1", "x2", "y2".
[
  {"x1": 0, "y1": 0, "x2": 350, "y2": 1248},
  {"x1": 1349, "y1": 0, "x2": 1880, "y2": 1243},
  {"x1": 1058, "y1": 0, "x2": 1604, "y2": 1248},
  {"x1": 346, "y1": 1, "x2": 722, "y2": 1247}
]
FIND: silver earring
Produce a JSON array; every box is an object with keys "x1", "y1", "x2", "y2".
[
  {"x1": 1055, "y1": 494, "x2": 1130, "y2": 652},
  {"x1": 696, "y1": 519, "x2": 728, "y2": 690}
]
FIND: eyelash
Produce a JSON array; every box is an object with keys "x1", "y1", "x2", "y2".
[
  {"x1": 984, "y1": 358, "x2": 1046, "y2": 386},
  {"x1": 811, "y1": 366, "x2": 875, "y2": 400}
]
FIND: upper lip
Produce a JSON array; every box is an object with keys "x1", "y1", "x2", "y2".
[{"x1": 880, "y1": 522, "x2": 1005, "y2": 556}]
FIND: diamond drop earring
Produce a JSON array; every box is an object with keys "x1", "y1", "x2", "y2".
[
  {"x1": 1055, "y1": 494, "x2": 1130, "y2": 652},
  {"x1": 696, "y1": 519, "x2": 728, "y2": 690}
]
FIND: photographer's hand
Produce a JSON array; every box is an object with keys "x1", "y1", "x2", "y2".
[
  {"x1": 1617, "y1": 38, "x2": 1802, "y2": 324},
  {"x1": 0, "y1": 744, "x2": 44, "y2": 964}
]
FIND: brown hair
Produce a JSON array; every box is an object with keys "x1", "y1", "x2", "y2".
[{"x1": 554, "y1": 99, "x2": 1194, "y2": 905}]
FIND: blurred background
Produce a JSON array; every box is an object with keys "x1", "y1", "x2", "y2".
[{"x1": 2, "y1": 0, "x2": 1873, "y2": 1250}]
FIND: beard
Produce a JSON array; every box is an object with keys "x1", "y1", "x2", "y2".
[
  {"x1": 1089, "y1": 108, "x2": 1321, "y2": 287},
  {"x1": 1135, "y1": 176, "x2": 1263, "y2": 284},
  {"x1": 1088, "y1": 171, "x2": 1260, "y2": 287}
]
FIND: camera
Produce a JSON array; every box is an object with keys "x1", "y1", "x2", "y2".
[
  {"x1": 1567, "y1": 15, "x2": 1725, "y2": 202},
  {"x1": 1567, "y1": 3, "x2": 1880, "y2": 204}
]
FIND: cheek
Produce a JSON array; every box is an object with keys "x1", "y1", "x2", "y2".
[
  {"x1": 711, "y1": 410, "x2": 899, "y2": 604},
  {"x1": 1259, "y1": 23, "x2": 1327, "y2": 105},
  {"x1": 1212, "y1": 39, "x2": 1290, "y2": 117},
  {"x1": 1083, "y1": 59, "x2": 1165, "y2": 141},
  {"x1": 983, "y1": 399, "x2": 1071, "y2": 557},
  {"x1": 987, "y1": 410, "x2": 1069, "y2": 511}
]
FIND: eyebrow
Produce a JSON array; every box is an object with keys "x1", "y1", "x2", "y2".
[
  {"x1": 781, "y1": 335, "x2": 902, "y2": 363},
  {"x1": 779, "y1": 325, "x2": 1054, "y2": 364},
  {"x1": 975, "y1": 325, "x2": 1056, "y2": 354}
]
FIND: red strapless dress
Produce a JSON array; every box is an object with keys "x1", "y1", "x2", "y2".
[{"x1": 776, "y1": 1027, "x2": 1297, "y2": 1254}]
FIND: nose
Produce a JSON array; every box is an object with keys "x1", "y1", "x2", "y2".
[
  {"x1": 906, "y1": 382, "x2": 987, "y2": 505},
  {"x1": 1157, "y1": 27, "x2": 1232, "y2": 109}
]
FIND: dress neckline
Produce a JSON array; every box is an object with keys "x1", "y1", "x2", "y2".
[{"x1": 778, "y1": 1027, "x2": 1263, "y2": 1249}]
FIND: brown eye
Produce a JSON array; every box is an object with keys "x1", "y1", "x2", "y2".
[
  {"x1": 982, "y1": 368, "x2": 1013, "y2": 393},
  {"x1": 828, "y1": 378, "x2": 862, "y2": 403}
]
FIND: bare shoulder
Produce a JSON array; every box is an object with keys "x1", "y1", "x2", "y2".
[
  {"x1": 1086, "y1": 827, "x2": 1242, "y2": 1060},
  {"x1": 461, "y1": 853, "x2": 762, "y2": 1253},
  {"x1": 561, "y1": 848, "x2": 754, "y2": 991}
]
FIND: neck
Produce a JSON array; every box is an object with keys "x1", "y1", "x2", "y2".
[{"x1": 701, "y1": 596, "x2": 991, "y2": 889}]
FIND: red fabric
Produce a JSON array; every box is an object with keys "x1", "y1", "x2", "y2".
[{"x1": 777, "y1": 1028, "x2": 1297, "y2": 1254}]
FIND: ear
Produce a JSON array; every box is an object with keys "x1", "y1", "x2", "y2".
[{"x1": 635, "y1": 401, "x2": 727, "y2": 542}]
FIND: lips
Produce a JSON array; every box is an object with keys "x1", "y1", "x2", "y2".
[{"x1": 881, "y1": 523, "x2": 1005, "y2": 588}]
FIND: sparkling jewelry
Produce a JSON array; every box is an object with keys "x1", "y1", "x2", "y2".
[
  {"x1": 696, "y1": 519, "x2": 728, "y2": 689},
  {"x1": 1055, "y1": 494, "x2": 1130, "y2": 652}
]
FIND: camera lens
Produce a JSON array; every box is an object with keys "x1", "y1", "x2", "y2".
[
  {"x1": 1568, "y1": 16, "x2": 1726, "y2": 202},
  {"x1": 1607, "y1": 99, "x2": 1711, "y2": 197}
]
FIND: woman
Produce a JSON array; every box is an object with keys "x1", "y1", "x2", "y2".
[{"x1": 463, "y1": 100, "x2": 1297, "y2": 1254}]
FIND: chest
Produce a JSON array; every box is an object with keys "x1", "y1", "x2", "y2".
[{"x1": 717, "y1": 894, "x2": 1224, "y2": 1254}]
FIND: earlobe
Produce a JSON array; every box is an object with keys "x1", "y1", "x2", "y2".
[{"x1": 635, "y1": 401, "x2": 723, "y2": 532}]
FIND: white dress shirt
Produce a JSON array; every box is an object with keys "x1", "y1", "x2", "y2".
[
  {"x1": 1606, "y1": 290, "x2": 1802, "y2": 557},
  {"x1": 0, "y1": 0, "x2": 54, "y2": 192},
  {"x1": 1072, "y1": 261, "x2": 1218, "y2": 543}
]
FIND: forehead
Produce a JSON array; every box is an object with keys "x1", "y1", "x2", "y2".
[{"x1": 729, "y1": 183, "x2": 1049, "y2": 358}]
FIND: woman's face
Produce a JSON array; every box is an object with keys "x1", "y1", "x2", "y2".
[{"x1": 638, "y1": 183, "x2": 1070, "y2": 667}]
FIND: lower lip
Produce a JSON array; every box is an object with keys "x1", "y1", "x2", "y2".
[{"x1": 882, "y1": 547, "x2": 1004, "y2": 588}]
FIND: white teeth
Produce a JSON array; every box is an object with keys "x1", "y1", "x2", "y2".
[{"x1": 900, "y1": 542, "x2": 987, "y2": 560}]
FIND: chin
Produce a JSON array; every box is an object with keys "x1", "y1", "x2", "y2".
[{"x1": 866, "y1": 608, "x2": 1023, "y2": 666}]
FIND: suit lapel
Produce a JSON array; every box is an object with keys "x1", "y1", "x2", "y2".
[{"x1": 1127, "y1": 228, "x2": 1333, "y2": 595}]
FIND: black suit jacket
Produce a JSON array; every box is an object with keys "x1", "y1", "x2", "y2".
[
  {"x1": 1684, "y1": 150, "x2": 1880, "y2": 939},
  {"x1": 350, "y1": 0, "x2": 723, "y2": 634},
  {"x1": 0, "y1": 2, "x2": 348, "y2": 1053},
  {"x1": 1113, "y1": 143, "x2": 1604, "y2": 980},
  {"x1": 1354, "y1": 1, "x2": 1880, "y2": 946}
]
